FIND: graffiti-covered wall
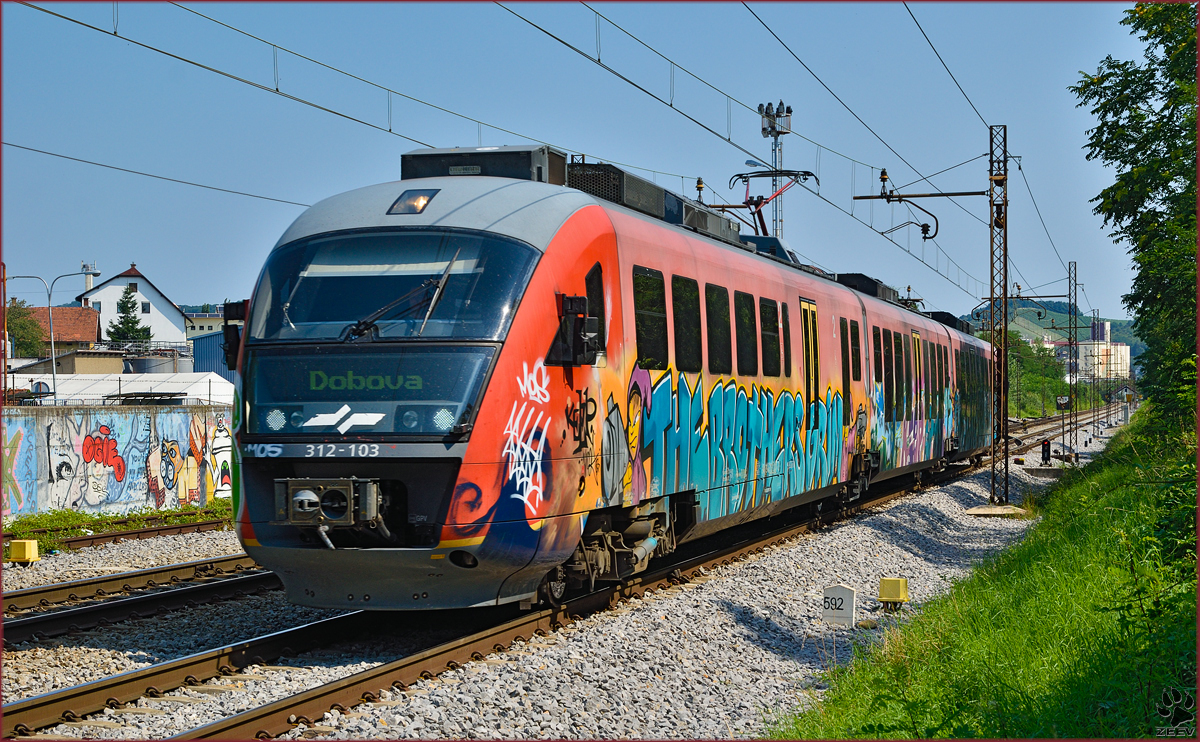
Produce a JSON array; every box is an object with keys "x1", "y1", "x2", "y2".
[{"x1": 3, "y1": 405, "x2": 234, "y2": 518}]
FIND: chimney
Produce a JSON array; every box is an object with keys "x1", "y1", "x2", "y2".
[{"x1": 83, "y1": 261, "x2": 96, "y2": 291}]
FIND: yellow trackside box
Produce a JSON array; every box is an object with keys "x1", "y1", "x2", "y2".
[
  {"x1": 9, "y1": 540, "x2": 40, "y2": 563},
  {"x1": 879, "y1": 577, "x2": 908, "y2": 603}
]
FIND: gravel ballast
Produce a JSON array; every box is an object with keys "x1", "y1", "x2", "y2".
[
  {"x1": 2, "y1": 529, "x2": 243, "y2": 592},
  {"x1": 18, "y1": 420, "x2": 1122, "y2": 739}
]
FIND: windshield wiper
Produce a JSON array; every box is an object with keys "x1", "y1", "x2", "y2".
[
  {"x1": 417, "y1": 247, "x2": 462, "y2": 337},
  {"x1": 341, "y1": 280, "x2": 436, "y2": 341}
]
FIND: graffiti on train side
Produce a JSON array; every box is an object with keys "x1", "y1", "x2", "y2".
[
  {"x1": 636, "y1": 366, "x2": 845, "y2": 521},
  {"x1": 504, "y1": 358, "x2": 552, "y2": 519}
]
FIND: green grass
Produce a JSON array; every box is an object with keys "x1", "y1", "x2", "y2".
[
  {"x1": 3, "y1": 497, "x2": 233, "y2": 556},
  {"x1": 769, "y1": 407, "x2": 1196, "y2": 738}
]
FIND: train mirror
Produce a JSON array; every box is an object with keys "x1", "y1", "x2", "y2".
[{"x1": 222, "y1": 299, "x2": 248, "y2": 371}]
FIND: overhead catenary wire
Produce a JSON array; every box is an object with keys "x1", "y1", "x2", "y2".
[
  {"x1": 19, "y1": 2, "x2": 697, "y2": 182},
  {"x1": 164, "y1": 2, "x2": 699, "y2": 182},
  {"x1": 743, "y1": 1, "x2": 986, "y2": 232},
  {"x1": 1016, "y1": 161, "x2": 1071, "y2": 273},
  {"x1": 504, "y1": 3, "x2": 986, "y2": 298},
  {"x1": 4, "y1": 142, "x2": 310, "y2": 207},
  {"x1": 902, "y1": 3, "x2": 989, "y2": 128}
]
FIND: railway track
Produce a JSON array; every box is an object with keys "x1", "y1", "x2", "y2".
[
  {"x1": 2, "y1": 409, "x2": 1117, "y2": 739},
  {"x1": 3, "y1": 514, "x2": 230, "y2": 552},
  {"x1": 3, "y1": 556, "x2": 272, "y2": 646}
]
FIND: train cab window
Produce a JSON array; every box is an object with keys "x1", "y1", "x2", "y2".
[
  {"x1": 872, "y1": 326, "x2": 883, "y2": 383},
  {"x1": 799, "y1": 298, "x2": 819, "y2": 426},
  {"x1": 672, "y1": 276, "x2": 702, "y2": 373},
  {"x1": 705, "y1": 284, "x2": 732, "y2": 375},
  {"x1": 849, "y1": 320, "x2": 862, "y2": 381},
  {"x1": 903, "y1": 334, "x2": 913, "y2": 421},
  {"x1": 781, "y1": 303, "x2": 792, "y2": 377},
  {"x1": 734, "y1": 291, "x2": 758, "y2": 376},
  {"x1": 839, "y1": 318, "x2": 851, "y2": 425},
  {"x1": 632, "y1": 266, "x2": 668, "y2": 370},
  {"x1": 585, "y1": 263, "x2": 606, "y2": 350},
  {"x1": 760, "y1": 299, "x2": 780, "y2": 377},
  {"x1": 882, "y1": 328, "x2": 894, "y2": 423}
]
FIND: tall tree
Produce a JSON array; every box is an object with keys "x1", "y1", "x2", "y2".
[
  {"x1": 1069, "y1": 3, "x2": 1196, "y2": 421},
  {"x1": 107, "y1": 286, "x2": 152, "y2": 341},
  {"x1": 5, "y1": 298, "x2": 47, "y2": 357}
]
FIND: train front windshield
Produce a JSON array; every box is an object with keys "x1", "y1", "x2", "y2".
[
  {"x1": 248, "y1": 229, "x2": 538, "y2": 342},
  {"x1": 244, "y1": 228, "x2": 538, "y2": 437}
]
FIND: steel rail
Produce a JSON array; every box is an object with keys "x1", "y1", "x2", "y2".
[
  {"x1": 3, "y1": 570, "x2": 279, "y2": 645},
  {"x1": 4, "y1": 555, "x2": 257, "y2": 613},
  {"x1": 56, "y1": 519, "x2": 229, "y2": 550},
  {"x1": 1, "y1": 612, "x2": 367, "y2": 737}
]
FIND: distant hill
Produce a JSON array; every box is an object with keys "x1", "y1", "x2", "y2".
[{"x1": 961, "y1": 299, "x2": 1143, "y2": 357}]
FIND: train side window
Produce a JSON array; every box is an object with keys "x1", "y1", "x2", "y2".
[
  {"x1": 585, "y1": 263, "x2": 606, "y2": 350},
  {"x1": 903, "y1": 333, "x2": 913, "y2": 421},
  {"x1": 912, "y1": 334, "x2": 923, "y2": 420},
  {"x1": 942, "y1": 344, "x2": 950, "y2": 415},
  {"x1": 632, "y1": 266, "x2": 668, "y2": 370},
  {"x1": 734, "y1": 291, "x2": 758, "y2": 376},
  {"x1": 882, "y1": 328, "x2": 894, "y2": 423},
  {"x1": 671, "y1": 276, "x2": 702, "y2": 373},
  {"x1": 892, "y1": 331, "x2": 904, "y2": 422},
  {"x1": 872, "y1": 326, "x2": 883, "y2": 383},
  {"x1": 839, "y1": 317, "x2": 851, "y2": 425},
  {"x1": 955, "y1": 349, "x2": 962, "y2": 406},
  {"x1": 760, "y1": 299, "x2": 781, "y2": 377},
  {"x1": 937, "y1": 344, "x2": 947, "y2": 418},
  {"x1": 705, "y1": 284, "x2": 732, "y2": 375},
  {"x1": 926, "y1": 338, "x2": 936, "y2": 415},
  {"x1": 849, "y1": 320, "x2": 862, "y2": 381},
  {"x1": 799, "y1": 298, "x2": 819, "y2": 426},
  {"x1": 781, "y1": 303, "x2": 792, "y2": 377}
]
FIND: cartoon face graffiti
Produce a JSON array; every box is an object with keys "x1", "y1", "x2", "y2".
[
  {"x1": 159, "y1": 440, "x2": 185, "y2": 491},
  {"x1": 81, "y1": 425, "x2": 126, "y2": 508},
  {"x1": 622, "y1": 365, "x2": 652, "y2": 505},
  {"x1": 46, "y1": 422, "x2": 86, "y2": 510},
  {"x1": 210, "y1": 418, "x2": 233, "y2": 498}
]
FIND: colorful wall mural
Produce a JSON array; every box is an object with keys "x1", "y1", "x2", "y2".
[{"x1": 3, "y1": 405, "x2": 233, "y2": 518}]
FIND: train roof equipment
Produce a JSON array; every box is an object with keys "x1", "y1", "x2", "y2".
[{"x1": 391, "y1": 146, "x2": 965, "y2": 323}]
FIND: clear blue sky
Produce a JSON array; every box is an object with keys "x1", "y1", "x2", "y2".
[{"x1": 3, "y1": 2, "x2": 1146, "y2": 320}]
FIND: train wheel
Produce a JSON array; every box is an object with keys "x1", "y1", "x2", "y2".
[{"x1": 539, "y1": 565, "x2": 568, "y2": 607}]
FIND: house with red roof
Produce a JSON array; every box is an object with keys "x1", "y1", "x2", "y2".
[{"x1": 76, "y1": 263, "x2": 187, "y2": 343}]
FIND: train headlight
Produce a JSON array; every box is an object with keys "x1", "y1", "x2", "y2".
[
  {"x1": 387, "y1": 189, "x2": 439, "y2": 215},
  {"x1": 432, "y1": 407, "x2": 455, "y2": 432},
  {"x1": 290, "y1": 411, "x2": 306, "y2": 428},
  {"x1": 266, "y1": 408, "x2": 287, "y2": 431},
  {"x1": 402, "y1": 410, "x2": 420, "y2": 429}
]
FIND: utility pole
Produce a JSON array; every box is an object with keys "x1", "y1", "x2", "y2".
[
  {"x1": 758, "y1": 100, "x2": 792, "y2": 237},
  {"x1": 987, "y1": 125, "x2": 1010, "y2": 505},
  {"x1": 1068, "y1": 261, "x2": 1078, "y2": 453}
]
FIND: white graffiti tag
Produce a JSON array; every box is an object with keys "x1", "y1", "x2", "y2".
[
  {"x1": 516, "y1": 360, "x2": 550, "y2": 404},
  {"x1": 504, "y1": 401, "x2": 549, "y2": 514}
]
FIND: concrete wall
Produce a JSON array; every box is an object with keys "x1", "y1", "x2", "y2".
[{"x1": 2, "y1": 405, "x2": 233, "y2": 518}]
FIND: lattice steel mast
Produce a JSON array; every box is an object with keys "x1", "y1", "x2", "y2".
[{"x1": 988, "y1": 125, "x2": 1009, "y2": 505}]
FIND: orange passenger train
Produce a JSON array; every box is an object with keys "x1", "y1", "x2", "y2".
[{"x1": 225, "y1": 145, "x2": 991, "y2": 610}]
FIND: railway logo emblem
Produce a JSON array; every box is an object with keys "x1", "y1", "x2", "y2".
[{"x1": 300, "y1": 405, "x2": 387, "y2": 434}]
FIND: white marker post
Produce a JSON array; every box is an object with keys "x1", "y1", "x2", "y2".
[{"x1": 822, "y1": 584, "x2": 856, "y2": 627}]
